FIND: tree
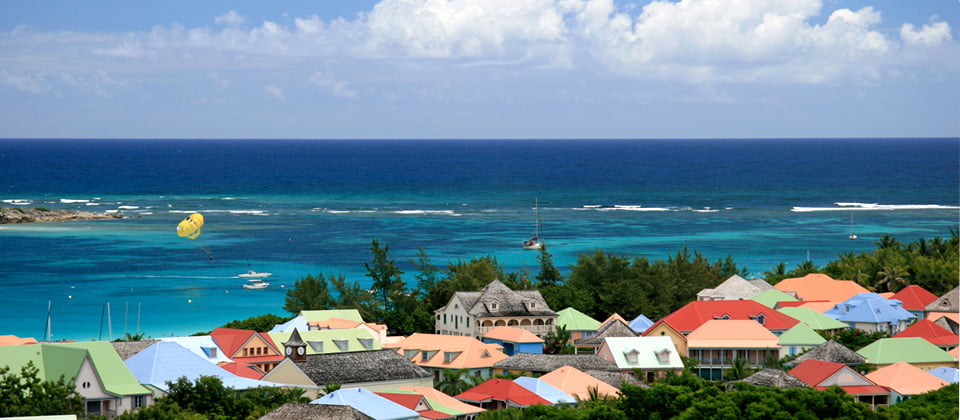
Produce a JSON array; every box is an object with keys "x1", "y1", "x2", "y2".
[
  {"x1": 723, "y1": 357, "x2": 753, "y2": 381},
  {"x1": 0, "y1": 362, "x2": 84, "y2": 417},
  {"x1": 221, "y1": 313, "x2": 292, "y2": 332},
  {"x1": 544, "y1": 324, "x2": 572, "y2": 354},
  {"x1": 436, "y1": 368, "x2": 482, "y2": 396},
  {"x1": 328, "y1": 273, "x2": 377, "y2": 321},
  {"x1": 282, "y1": 273, "x2": 335, "y2": 314},
  {"x1": 114, "y1": 332, "x2": 146, "y2": 342},
  {"x1": 535, "y1": 246, "x2": 563, "y2": 287},
  {"x1": 365, "y1": 239, "x2": 405, "y2": 313},
  {"x1": 874, "y1": 265, "x2": 910, "y2": 292}
]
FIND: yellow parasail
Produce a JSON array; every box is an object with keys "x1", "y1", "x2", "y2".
[{"x1": 176, "y1": 213, "x2": 204, "y2": 240}]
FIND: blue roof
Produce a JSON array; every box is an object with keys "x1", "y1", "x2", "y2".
[
  {"x1": 269, "y1": 315, "x2": 308, "y2": 333},
  {"x1": 514, "y1": 376, "x2": 576, "y2": 404},
  {"x1": 929, "y1": 367, "x2": 959, "y2": 384},
  {"x1": 312, "y1": 387, "x2": 419, "y2": 420},
  {"x1": 823, "y1": 293, "x2": 916, "y2": 324},
  {"x1": 125, "y1": 341, "x2": 284, "y2": 392},
  {"x1": 629, "y1": 314, "x2": 654, "y2": 333}
]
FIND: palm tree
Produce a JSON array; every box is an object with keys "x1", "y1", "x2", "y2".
[
  {"x1": 874, "y1": 265, "x2": 910, "y2": 292},
  {"x1": 724, "y1": 358, "x2": 753, "y2": 381},
  {"x1": 543, "y1": 324, "x2": 572, "y2": 354},
  {"x1": 436, "y1": 368, "x2": 482, "y2": 396}
]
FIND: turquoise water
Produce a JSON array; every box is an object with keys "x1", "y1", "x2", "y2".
[{"x1": 1, "y1": 138, "x2": 957, "y2": 340}]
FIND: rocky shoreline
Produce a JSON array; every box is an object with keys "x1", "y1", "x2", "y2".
[{"x1": 0, "y1": 206, "x2": 123, "y2": 224}]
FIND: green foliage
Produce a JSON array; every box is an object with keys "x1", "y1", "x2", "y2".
[
  {"x1": 878, "y1": 383, "x2": 959, "y2": 420},
  {"x1": 117, "y1": 376, "x2": 307, "y2": 420},
  {"x1": 536, "y1": 246, "x2": 563, "y2": 286},
  {"x1": 34, "y1": 207, "x2": 51, "y2": 212},
  {"x1": 543, "y1": 324, "x2": 573, "y2": 354},
  {"x1": 724, "y1": 358, "x2": 754, "y2": 381},
  {"x1": 435, "y1": 368, "x2": 484, "y2": 396},
  {"x1": 0, "y1": 362, "x2": 84, "y2": 417},
  {"x1": 817, "y1": 329, "x2": 890, "y2": 352},
  {"x1": 114, "y1": 332, "x2": 147, "y2": 342},
  {"x1": 221, "y1": 313, "x2": 293, "y2": 333},
  {"x1": 365, "y1": 238, "x2": 405, "y2": 314},
  {"x1": 322, "y1": 382, "x2": 341, "y2": 394},
  {"x1": 282, "y1": 273, "x2": 336, "y2": 314}
]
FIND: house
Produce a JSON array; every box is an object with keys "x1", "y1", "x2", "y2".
[
  {"x1": 890, "y1": 285, "x2": 939, "y2": 317},
  {"x1": 267, "y1": 328, "x2": 381, "y2": 356},
  {"x1": 377, "y1": 392, "x2": 459, "y2": 420},
  {"x1": 856, "y1": 337, "x2": 957, "y2": 371},
  {"x1": 786, "y1": 339, "x2": 866, "y2": 366},
  {"x1": 893, "y1": 318, "x2": 959, "y2": 350},
  {"x1": 262, "y1": 402, "x2": 375, "y2": 419},
  {"x1": 210, "y1": 327, "x2": 285, "y2": 373},
  {"x1": 777, "y1": 323, "x2": 826, "y2": 358},
  {"x1": 538, "y1": 365, "x2": 621, "y2": 400},
  {"x1": 383, "y1": 333, "x2": 508, "y2": 382},
  {"x1": 555, "y1": 307, "x2": 602, "y2": 340},
  {"x1": 928, "y1": 367, "x2": 959, "y2": 383},
  {"x1": 774, "y1": 273, "x2": 870, "y2": 302},
  {"x1": 776, "y1": 307, "x2": 847, "y2": 332},
  {"x1": 788, "y1": 359, "x2": 889, "y2": 408},
  {"x1": 751, "y1": 289, "x2": 799, "y2": 308},
  {"x1": 312, "y1": 388, "x2": 419, "y2": 420},
  {"x1": 697, "y1": 274, "x2": 771, "y2": 301},
  {"x1": 0, "y1": 342, "x2": 153, "y2": 417},
  {"x1": 738, "y1": 368, "x2": 808, "y2": 389},
  {"x1": 822, "y1": 293, "x2": 915, "y2": 334},
  {"x1": 434, "y1": 280, "x2": 558, "y2": 338},
  {"x1": 492, "y1": 353, "x2": 617, "y2": 377},
  {"x1": 641, "y1": 319, "x2": 688, "y2": 355},
  {"x1": 685, "y1": 320, "x2": 780, "y2": 380},
  {"x1": 865, "y1": 361, "x2": 950, "y2": 404},
  {"x1": 481, "y1": 326, "x2": 544, "y2": 355},
  {"x1": 595, "y1": 336, "x2": 683, "y2": 381},
  {"x1": 651, "y1": 300, "x2": 800, "y2": 337},
  {"x1": 573, "y1": 315, "x2": 638, "y2": 353},
  {"x1": 396, "y1": 386, "x2": 487, "y2": 419},
  {"x1": 628, "y1": 314, "x2": 654, "y2": 333},
  {"x1": 158, "y1": 336, "x2": 232, "y2": 365},
  {"x1": 925, "y1": 286, "x2": 959, "y2": 322},
  {"x1": 292, "y1": 348, "x2": 432, "y2": 392},
  {"x1": 455, "y1": 378, "x2": 551, "y2": 409},
  {"x1": 513, "y1": 377, "x2": 576, "y2": 404},
  {"x1": 125, "y1": 341, "x2": 297, "y2": 397}
]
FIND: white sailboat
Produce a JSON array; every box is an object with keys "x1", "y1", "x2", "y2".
[
  {"x1": 523, "y1": 199, "x2": 544, "y2": 250},
  {"x1": 848, "y1": 212, "x2": 858, "y2": 240}
]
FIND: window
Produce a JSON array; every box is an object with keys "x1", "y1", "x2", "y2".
[
  {"x1": 308, "y1": 341, "x2": 324, "y2": 352},
  {"x1": 624, "y1": 350, "x2": 639, "y2": 364},
  {"x1": 404, "y1": 349, "x2": 419, "y2": 359},
  {"x1": 201, "y1": 347, "x2": 217, "y2": 358},
  {"x1": 81, "y1": 381, "x2": 91, "y2": 389},
  {"x1": 422, "y1": 350, "x2": 438, "y2": 361},
  {"x1": 655, "y1": 349, "x2": 671, "y2": 364},
  {"x1": 86, "y1": 401, "x2": 102, "y2": 416},
  {"x1": 444, "y1": 351, "x2": 462, "y2": 362},
  {"x1": 333, "y1": 340, "x2": 349, "y2": 351},
  {"x1": 489, "y1": 301, "x2": 499, "y2": 312},
  {"x1": 358, "y1": 338, "x2": 374, "y2": 350},
  {"x1": 714, "y1": 314, "x2": 731, "y2": 320},
  {"x1": 749, "y1": 314, "x2": 766, "y2": 325},
  {"x1": 133, "y1": 395, "x2": 146, "y2": 409}
]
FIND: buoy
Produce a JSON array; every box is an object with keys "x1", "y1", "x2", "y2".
[
  {"x1": 68, "y1": 295, "x2": 72, "y2": 299},
  {"x1": 188, "y1": 299, "x2": 192, "y2": 303}
]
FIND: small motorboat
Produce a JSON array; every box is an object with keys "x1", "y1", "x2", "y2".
[
  {"x1": 238, "y1": 270, "x2": 272, "y2": 278},
  {"x1": 243, "y1": 279, "x2": 270, "y2": 290}
]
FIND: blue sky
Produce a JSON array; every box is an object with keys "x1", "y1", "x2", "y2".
[{"x1": 1, "y1": 0, "x2": 957, "y2": 139}]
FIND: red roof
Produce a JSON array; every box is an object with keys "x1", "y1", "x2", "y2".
[
  {"x1": 455, "y1": 378, "x2": 550, "y2": 407},
  {"x1": 210, "y1": 327, "x2": 282, "y2": 360},
  {"x1": 814, "y1": 385, "x2": 890, "y2": 395},
  {"x1": 890, "y1": 285, "x2": 939, "y2": 311},
  {"x1": 418, "y1": 410, "x2": 455, "y2": 420},
  {"x1": 789, "y1": 359, "x2": 847, "y2": 386},
  {"x1": 893, "y1": 319, "x2": 960, "y2": 347},
  {"x1": 220, "y1": 362, "x2": 265, "y2": 379},
  {"x1": 655, "y1": 300, "x2": 799, "y2": 333},
  {"x1": 376, "y1": 392, "x2": 423, "y2": 410}
]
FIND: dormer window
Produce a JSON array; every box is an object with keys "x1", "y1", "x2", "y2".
[
  {"x1": 333, "y1": 340, "x2": 349, "y2": 351},
  {"x1": 655, "y1": 349, "x2": 671, "y2": 364},
  {"x1": 713, "y1": 314, "x2": 730, "y2": 320},
  {"x1": 528, "y1": 300, "x2": 536, "y2": 309},
  {"x1": 749, "y1": 314, "x2": 766, "y2": 325},
  {"x1": 623, "y1": 349, "x2": 639, "y2": 364},
  {"x1": 308, "y1": 341, "x2": 324, "y2": 352},
  {"x1": 489, "y1": 301, "x2": 499, "y2": 312},
  {"x1": 444, "y1": 351, "x2": 462, "y2": 363}
]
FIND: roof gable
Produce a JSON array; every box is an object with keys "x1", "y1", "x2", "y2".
[
  {"x1": 789, "y1": 360, "x2": 853, "y2": 386},
  {"x1": 386, "y1": 333, "x2": 508, "y2": 369},
  {"x1": 925, "y1": 286, "x2": 960, "y2": 312},
  {"x1": 789, "y1": 340, "x2": 866, "y2": 365},
  {"x1": 268, "y1": 328, "x2": 380, "y2": 355},
  {"x1": 575, "y1": 318, "x2": 638, "y2": 346},
  {"x1": 463, "y1": 280, "x2": 557, "y2": 318},
  {"x1": 778, "y1": 324, "x2": 827, "y2": 346},
  {"x1": 890, "y1": 285, "x2": 939, "y2": 311},
  {"x1": 893, "y1": 319, "x2": 960, "y2": 346},
  {"x1": 751, "y1": 289, "x2": 800, "y2": 308},
  {"x1": 50, "y1": 341, "x2": 153, "y2": 396},
  {"x1": 660, "y1": 300, "x2": 799, "y2": 333},
  {"x1": 866, "y1": 361, "x2": 950, "y2": 395},
  {"x1": 777, "y1": 307, "x2": 848, "y2": 330},
  {"x1": 857, "y1": 337, "x2": 956, "y2": 364},
  {"x1": 628, "y1": 314, "x2": 654, "y2": 333},
  {"x1": 597, "y1": 337, "x2": 683, "y2": 369}
]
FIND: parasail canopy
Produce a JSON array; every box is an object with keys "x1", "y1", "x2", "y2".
[{"x1": 176, "y1": 213, "x2": 204, "y2": 240}]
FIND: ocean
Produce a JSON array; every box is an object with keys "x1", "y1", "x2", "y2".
[{"x1": 1, "y1": 138, "x2": 957, "y2": 341}]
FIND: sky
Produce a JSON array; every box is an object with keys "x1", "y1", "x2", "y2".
[{"x1": 1, "y1": 0, "x2": 958, "y2": 139}]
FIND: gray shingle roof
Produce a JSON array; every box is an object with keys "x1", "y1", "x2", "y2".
[
  {"x1": 925, "y1": 286, "x2": 960, "y2": 312},
  {"x1": 445, "y1": 280, "x2": 557, "y2": 318},
  {"x1": 294, "y1": 349, "x2": 430, "y2": 386},
  {"x1": 583, "y1": 369, "x2": 646, "y2": 389},
  {"x1": 697, "y1": 275, "x2": 768, "y2": 300},
  {"x1": 110, "y1": 340, "x2": 160, "y2": 360},
  {"x1": 493, "y1": 353, "x2": 617, "y2": 372},
  {"x1": 786, "y1": 340, "x2": 866, "y2": 366},
  {"x1": 259, "y1": 403, "x2": 374, "y2": 420},
  {"x1": 738, "y1": 368, "x2": 808, "y2": 389},
  {"x1": 574, "y1": 319, "x2": 638, "y2": 346}
]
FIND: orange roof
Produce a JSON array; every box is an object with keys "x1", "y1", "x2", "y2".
[
  {"x1": 602, "y1": 313, "x2": 629, "y2": 326},
  {"x1": 0, "y1": 335, "x2": 39, "y2": 346},
  {"x1": 927, "y1": 312, "x2": 960, "y2": 323},
  {"x1": 893, "y1": 319, "x2": 959, "y2": 347},
  {"x1": 482, "y1": 326, "x2": 544, "y2": 343},
  {"x1": 795, "y1": 301, "x2": 839, "y2": 313},
  {"x1": 774, "y1": 273, "x2": 869, "y2": 302},
  {"x1": 686, "y1": 320, "x2": 780, "y2": 349},
  {"x1": 398, "y1": 386, "x2": 485, "y2": 414},
  {"x1": 538, "y1": 365, "x2": 620, "y2": 399},
  {"x1": 891, "y1": 286, "x2": 939, "y2": 311},
  {"x1": 309, "y1": 317, "x2": 363, "y2": 329},
  {"x1": 866, "y1": 361, "x2": 950, "y2": 395},
  {"x1": 384, "y1": 333, "x2": 508, "y2": 369},
  {"x1": 950, "y1": 347, "x2": 959, "y2": 360}
]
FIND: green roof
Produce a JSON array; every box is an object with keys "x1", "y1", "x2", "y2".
[
  {"x1": 777, "y1": 323, "x2": 826, "y2": 346},
  {"x1": 0, "y1": 342, "x2": 150, "y2": 396},
  {"x1": 556, "y1": 307, "x2": 601, "y2": 331},
  {"x1": 752, "y1": 289, "x2": 799, "y2": 308},
  {"x1": 778, "y1": 307, "x2": 848, "y2": 330},
  {"x1": 300, "y1": 309, "x2": 365, "y2": 323},
  {"x1": 857, "y1": 337, "x2": 956, "y2": 364},
  {"x1": 51, "y1": 341, "x2": 152, "y2": 396},
  {"x1": 268, "y1": 328, "x2": 380, "y2": 354}
]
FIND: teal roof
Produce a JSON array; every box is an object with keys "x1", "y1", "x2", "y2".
[
  {"x1": 267, "y1": 329, "x2": 380, "y2": 355},
  {"x1": 0, "y1": 342, "x2": 150, "y2": 397},
  {"x1": 857, "y1": 337, "x2": 957, "y2": 364},
  {"x1": 778, "y1": 323, "x2": 827, "y2": 346},
  {"x1": 752, "y1": 289, "x2": 799, "y2": 308},
  {"x1": 556, "y1": 307, "x2": 601, "y2": 331},
  {"x1": 599, "y1": 336, "x2": 684, "y2": 370},
  {"x1": 778, "y1": 307, "x2": 848, "y2": 330}
]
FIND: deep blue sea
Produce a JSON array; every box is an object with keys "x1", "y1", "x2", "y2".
[{"x1": 1, "y1": 138, "x2": 957, "y2": 341}]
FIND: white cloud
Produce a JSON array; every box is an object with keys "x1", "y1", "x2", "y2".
[
  {"x1": 308, "y1": 72, "x2": 358, "y2": 98},
  {"x1": 215, "y1": 11, "x2": 246, "y2": 27},
  {"x1": 1, "y1": 70, "x2": 49, "y2": 93},
  {"x1": 901, "y1": 21, "x2": 952, "y2": 46},
  {"x1": 208, "y1": 72, "x2": 229, "y2": 87},
  {"x1": 264, "y1": 84, "x2": 286, "y2": 100}
]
